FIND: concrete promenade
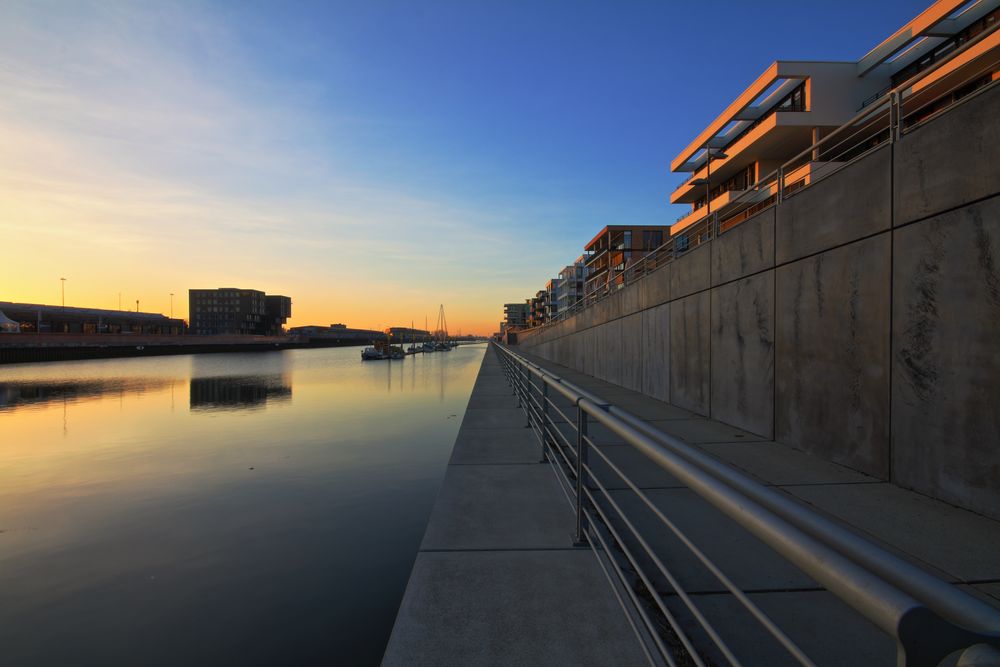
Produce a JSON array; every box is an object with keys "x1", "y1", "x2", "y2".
[
  {"x1": 382, "y1": 346, "x2": 648, "y2": 665},
  {"x1": 385, "y1": 344, "x2": 1000, "y2": 665},
  {"x1": 517, "y1": 348, "x2": 1000, "y2": 665}
]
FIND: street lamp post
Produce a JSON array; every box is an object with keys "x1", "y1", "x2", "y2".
[
  {"x1": 60, "y1": 277, "x2": 66, "y2": 308},
  {"x1": 170, "y1": 293, "x2": 174, "y2": 319}
]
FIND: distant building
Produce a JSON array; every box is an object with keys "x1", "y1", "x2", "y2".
[
  {"x1": 0, "y1": 301, "x2": 185, "y2": 335},
  {"x1": 556, "y1": 257, "x2": 587, "y2": 314},
  {"x1": 544, "y1": 278, "x2": 562, "y2": 322},
  {"x1": 386, "y1": 327, "x2": 432, "y2": 342},
  {"x1": 288, "y1": 323, "x2": 382, "y2": 344},
  {"x1": 584, "y1": 225, "x2": 669, "y2": 296},
  {"x1": 503, "y1": 303, "x2": 530, "y2": 329},
  {"x1": 188, "y1": 288, "x2": 291, "y2": 336},
  {"x1": 530, "y1": 290, "x2": 547, "y2": 327}
]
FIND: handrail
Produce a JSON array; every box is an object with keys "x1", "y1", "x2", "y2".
[{"x1": 493, "y1": 341, "x2": 1000, "y2": 666}]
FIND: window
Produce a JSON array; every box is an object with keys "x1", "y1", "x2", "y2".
[{"x1": 642, "y1": 230, "x2": 663, "y2": 250}]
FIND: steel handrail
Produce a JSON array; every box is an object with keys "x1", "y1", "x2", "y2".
[{"x1": 492, "y1": 342, "x2": 1000, "y2": 666}]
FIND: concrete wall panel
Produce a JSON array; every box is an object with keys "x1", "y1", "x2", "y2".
[
  {"x1": 669, "y1": 292, "x2": 711, "y2": 415},
  {"x1": 638, "y1": 265, "x2": 671, "y2": 310},
  {"x1": 641, "y1": 303, "x2": 670, "y2": 402},
  {"x1": 712, "y1": 207, "x2": 775, "y2": 286},
  {"x1": 620, "y1": 313, "x2": 643, "y2": 391},
  {"x1": 776, "y1": 145, "x2": 891, "y2": 264},
  {"x1": 775, "y1": 233, "x2": 891, "y2": 478},
  {"x1": 605, "y1": 319, "x2": 624, "y2": 386},
  {"x1": 620, "y1": 282, "x2": 640, "y2": 318},
  {"x1": 670, "y1": 243, "x2": 711, "y2": 300},
  {"x1": 711, "y1": 271, "x2": 775, "y2": 438},
  {"x1": 895, "y1": 83, "x2": 1000, "y2": 226},
  {"x1": 892, "y1": 196, "x2": 1000, "y2": 519}
]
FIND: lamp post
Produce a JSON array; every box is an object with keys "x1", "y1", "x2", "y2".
[
  {"x1": 60, "y1": 277, "x2": 66, "y2": 308},
  {"x1": 170, "y1": 293, "x2": 174, "y2": 319}
]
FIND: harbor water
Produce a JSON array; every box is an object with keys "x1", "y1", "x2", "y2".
[{"x1": 0, "y1": 344, "x2": 487, "y2": 665}]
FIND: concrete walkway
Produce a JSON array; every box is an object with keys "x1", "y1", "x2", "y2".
[
  {"x1": 382, "y1": 347, "x2": 649, "y2": 665},
  {"x1": 516, "y1": 348, "x2": 1000, "y2": 666}
]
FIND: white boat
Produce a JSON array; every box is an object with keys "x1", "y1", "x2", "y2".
[{"x1": 361, "y1": 346, "x2": 387, "y2": 361}]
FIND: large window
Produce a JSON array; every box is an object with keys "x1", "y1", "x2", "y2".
[{"x1": 642, "y1": 230, "x2": 663, "y2": 250}]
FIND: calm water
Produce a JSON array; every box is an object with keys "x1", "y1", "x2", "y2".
[{"x1": 0, "y1": 344, "x2": 486, "y2": 666}]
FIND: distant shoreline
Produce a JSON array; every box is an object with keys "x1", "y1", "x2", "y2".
[{"x1": 0, "y1": 335, "x2": 372, "y2": 365}]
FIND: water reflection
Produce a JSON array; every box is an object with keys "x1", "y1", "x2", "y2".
[
  {"x1": 189, "y1": 376, "x2": 291, "y2": 411},
  {"x1": 0, "y1": 378, "x2": 172, "y2": 410},
  {"x1": 0, "y1": 344, "x2": 487, "y2": 665}
]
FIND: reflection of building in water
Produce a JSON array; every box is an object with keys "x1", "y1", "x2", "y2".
[
  {"x1": 189, "y1": 375, "x2": 291, "y2": 411},
  {"x1": 0, "y1": 378, "x2": 171, "y2": 410}
]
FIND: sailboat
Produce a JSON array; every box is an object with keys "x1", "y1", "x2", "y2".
[
  {"x1": 434, "y1": 304, "x2": 452, "y2": 351},
  {"x1": 407, "y1": 319, "x2": 420, "y2": 354}
]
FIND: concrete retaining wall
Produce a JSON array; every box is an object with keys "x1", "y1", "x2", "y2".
[{"x1": 517, "y1": 83, "x2": 1000, "y2": 519}]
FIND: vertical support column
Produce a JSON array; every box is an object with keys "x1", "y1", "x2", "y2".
[
  {"x1": 574, "y1": 406, "x2": 589, "y2": 546},
  {"x1": 522, "y1": 363, "x2": 531, "y2": 428},
  {"x1": 540, "y1": 381, "x2": 550, "y2": 462}
]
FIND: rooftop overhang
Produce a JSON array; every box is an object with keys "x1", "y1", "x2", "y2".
[
  {"x1": 857, "y1": 0, "x2": 999, "y2": 76},
  {"x1": 670, "y1": 114, "x2": 819, "y2": 204},
  {"x1": 670, "y1": 62, "x2": 813, "y2": 174}
]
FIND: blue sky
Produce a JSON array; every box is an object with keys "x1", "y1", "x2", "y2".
[{"x1": 0, "y1": 0, "x2": 926, "y2": 331}]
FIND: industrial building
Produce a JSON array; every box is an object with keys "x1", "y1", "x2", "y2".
[{"x1": 0, "y1": 301, "x2": 185, "y2": 335}]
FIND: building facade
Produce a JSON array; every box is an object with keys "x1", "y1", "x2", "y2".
[
  {"x1": 544, "y1": 278, "x2": 562, "y2": 322},
  {"x1": 670, "y1": 0, "x2": 1000, "y2": 236},
  {"x1": 189, "y1": 288, "x2": 291, "y2": 336},
  {"x1": 584, "y1": 225, "x2": 670, "y2": 296},
  {"x1": 503, "y1": 302, "x2": 530, "y2": 329},
  {"x1": 0, "y1": 301, "x2": 185, "y2": 335},
  {"x1": 556, "y1": 257, "x2": 588, "y2": 315}
]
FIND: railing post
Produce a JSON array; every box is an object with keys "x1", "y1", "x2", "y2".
[
  {"x1": 540, "y1": 381, "x2": 550, "y2": 462},
  {"x1": 777, "y1": 165, "x2": 784, "y2": 204},
  {"x1": 522, "y1": 364, "x2": 531, "y2": 428},
  {"x1": 889, "y1": 90, "x2": 900, "y2": 143},
  {"x1": 574, "y1": 407, "x2": 588, "y2": 546}
]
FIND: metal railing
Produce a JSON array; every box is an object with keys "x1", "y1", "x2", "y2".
[
  {"x1": 493, "y1": 342, "x2": 1000, "y2": 666},
  {"x1": 520, "y1": 22, "x2": 999, "y2": 338}
]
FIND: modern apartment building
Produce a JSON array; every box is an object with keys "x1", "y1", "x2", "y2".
[
  {"x1": 584, "y1": 225, "x2": 670, "y2": 296},
  {"x1": 670, "y1": 0, "x2": 1000, "y2": 235},
  {"x1": 530, "y1": 290, "x2": 547, "y2": 327},
  {"x1": 544, "y1": 278, "x2": 562, "y2": 322},
  {"x1": 503, "y1": 302, "x2": 530, "y2": 329},
  {"x1": 189, "y1": 288, "x2": 292, "y2": 336},
  {"x1": 556, "y1": 257, "x2": 588, "y2": 314}
]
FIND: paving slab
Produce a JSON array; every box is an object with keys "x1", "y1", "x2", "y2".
[
  {"x1": 383, "y1": 550, "x2": 648, "y2": 666},
  {"x1": 664, "y1": 589, "x2": 894, "y2": 667},
  {"x1": 465, "y1": 393, "x2": 519, "y2": 409},
  {"x1": 701, "y1": 440, "x2": 879, "y2": 486},
  {"x1": 386, "y1": 346, "x2": 649, "y2": 665},
  {"x1": 605, "y1": 488, "x2": 817, "y2": 594},
  {"x1": 586, "y1": 444, "x2": 683, "y2": 491},
  {"x1": 782, "y1": 482, "x2": 1000, "y2": 582},
  {"x1": 449, "y1": 428, "x2": 541, "y2": 465},
  {"x1": 419, "y1": 462, "x2": 574, "y2": 551},
  {"x1": 459, "y1": 407, "x2": 529, "y2": 430}
]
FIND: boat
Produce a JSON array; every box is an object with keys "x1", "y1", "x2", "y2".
[
  {"x1": 435, "y1": 304, "x2": 453, "y2": 351},
  {"x1": 361, "y1": 346, "x2": 387, "y2": 361}
]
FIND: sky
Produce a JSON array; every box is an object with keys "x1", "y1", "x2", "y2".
[{"x1": 0, "y1": 0, "x2": 926, "y2": 334}]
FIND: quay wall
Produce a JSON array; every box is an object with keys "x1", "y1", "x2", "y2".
[{"x1": 517, "y1": 83, "x2": 1000, "y2": 519}]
